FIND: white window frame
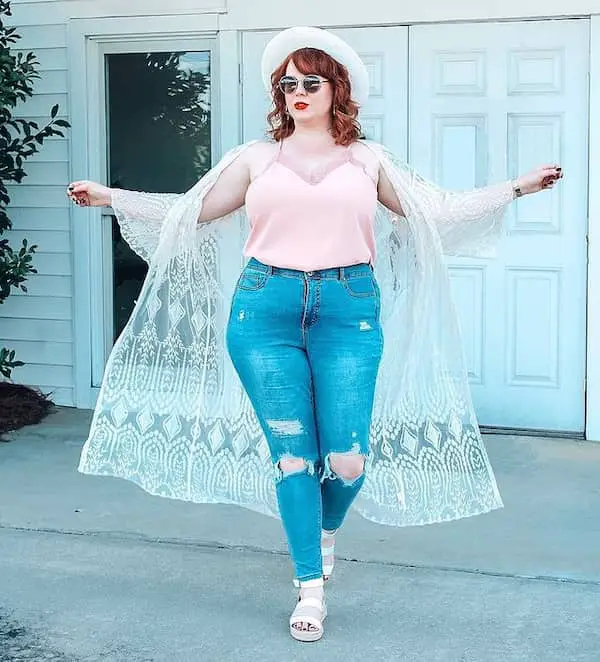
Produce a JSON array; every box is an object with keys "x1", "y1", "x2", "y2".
[
  {"x1": 68, "y1": 16, "x2": 241, "y2": 408},
  {"x1": 96, "y1": 38, "x2": 220, "y2": 390}
]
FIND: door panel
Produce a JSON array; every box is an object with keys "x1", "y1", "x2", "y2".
[{"x1": 410, "y1": 20, "x2": 589, "y2": 431}]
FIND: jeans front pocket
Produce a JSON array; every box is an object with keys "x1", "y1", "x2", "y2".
[
  {"x1": 342, "y1": 273, "x2": 377, "y2": 298},
  {"x1": 236, "y1": 267, "x2": 269, "y2": 292}
]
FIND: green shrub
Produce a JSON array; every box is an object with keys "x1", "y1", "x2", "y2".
[{"x1": 0, "y1": 0, "x2": 69, "y2": 378}]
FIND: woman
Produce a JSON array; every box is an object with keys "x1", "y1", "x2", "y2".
[{"x1": 68, "y1": 27, "x2": 562, "y2": 642}]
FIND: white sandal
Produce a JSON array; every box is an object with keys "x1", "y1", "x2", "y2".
[
  {"x1": 289, "y1": 578, "x2": 327, "y2": 643},
  {"x1": 293, "y1": 530, "x2": 337, "y2": 588}
]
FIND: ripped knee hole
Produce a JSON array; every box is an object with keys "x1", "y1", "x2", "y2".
[
  {"x1": 278, "y1": 457, "x2": 310, "y2": 474},
  {"x1": 327, "y1": 453, "x2": 366, "y2": 482}
]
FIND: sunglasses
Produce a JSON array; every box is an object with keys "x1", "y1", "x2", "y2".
[{"x1": 278, "y1": 75, "x2": 330, "y2": 95}]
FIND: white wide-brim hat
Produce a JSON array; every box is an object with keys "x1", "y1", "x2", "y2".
[{"x1": 261, "y1": 26, "x2": 370, "y2": 107}]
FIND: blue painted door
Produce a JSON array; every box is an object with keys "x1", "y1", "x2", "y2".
[{"x1": 410, "y1": 20, "x2": 589, "y2": 432}]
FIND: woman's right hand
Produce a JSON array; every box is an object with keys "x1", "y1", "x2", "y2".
[{"x1": 67, "y1": 181, "x2": 112, "y2": 207}]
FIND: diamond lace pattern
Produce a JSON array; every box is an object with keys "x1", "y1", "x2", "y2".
[{"x1": 79, "y1": 141, "x2": 513, "y2": 527}]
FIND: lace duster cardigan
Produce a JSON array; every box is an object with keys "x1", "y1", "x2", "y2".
[{"x1": 79, "y1": 141, "x2": 514, "y2": 527}]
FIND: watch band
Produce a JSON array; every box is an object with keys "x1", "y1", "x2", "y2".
[{"x1": 512, "y1": 180, "x2": 523, "y2": 198}]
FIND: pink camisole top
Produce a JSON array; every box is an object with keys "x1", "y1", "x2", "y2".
[{"x1": 243, "y1": 144, "x2": 378, "y2": 272}]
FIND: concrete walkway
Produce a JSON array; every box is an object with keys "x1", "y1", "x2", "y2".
[{"x1": 1, "y1": 407, "x2": 599, "y2": 661}]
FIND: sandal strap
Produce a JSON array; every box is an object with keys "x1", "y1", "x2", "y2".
[
  {"x1": 322, "y1": 534, "x2": 335, "y2": 578},
  {"x1": 290, "y1": 595, "x2": 326, "y2": 629},
  {"x1": 296, "y1": 596, "x2": 324, "y2": 610},
  {"x1": 293, "y1": 576, "x2": 324, "y2": 589}
]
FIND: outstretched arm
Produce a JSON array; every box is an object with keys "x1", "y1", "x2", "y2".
[
  {"x1": 67, "y1": 181, "x2": 183, "y2": 223},
  {"x1": 377, "y1": 165, "x2": 405, "y2": 217},
  {"x1": 197, "y1": 155, "x2": 251, "y2": 222},
  {"x1": 376, "y1": 144, "x2": 562, "y2": 257},
  {"x1": 377, "y1": 162, "x2": 562, "y2": 222},
  {"x1": 67, "y1": 145, "x2": 255, "y2": 262},
  {"x1": 67, "y1": 148, "x2": 252, "y2": 224}
]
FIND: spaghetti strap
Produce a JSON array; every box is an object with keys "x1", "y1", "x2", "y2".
[
  {"x1": 347, "y1": 143, "x2": 378, "y2": 185},
  {"x1": 251, "y1": 142, "x2": 282, "y2": 182}
]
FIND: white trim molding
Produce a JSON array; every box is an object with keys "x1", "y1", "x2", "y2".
[
  {"x1": 586, "y1": 17, "x2": 600, "y2": 442},
  {"x1": 220, "y1": 0, "x2": 600, "y2": 31},
  {"x1": 68, "y1": 15, "x2": 224, "y2": 408},
  {"x1": 217, "y1": 30, "x2": 243, "y2": 154}
]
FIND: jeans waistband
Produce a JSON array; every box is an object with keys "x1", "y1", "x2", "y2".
[{"x1": 246, "y1": 257, "x2": 373, "y2": 280}]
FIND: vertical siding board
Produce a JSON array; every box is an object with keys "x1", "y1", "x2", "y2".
[{"x1": 1, "y1": 7, "x2": 74, "y2": 406}]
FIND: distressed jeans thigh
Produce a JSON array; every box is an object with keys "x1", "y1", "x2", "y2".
[
  {"x1": 263, "y1": 394, "x2": 318, "y2": 465},
  {"x1": 315, "y1": 361, "x2": 378, "y2": 459},
  {"x1": 227, "y1": 341, "x2": 319, "y2": 464},
  {"x1": 257, "y1": 378, "x2": 319, "y2": 469},
  {"x1": 309, "y1": 307, "x2": 383, "y2": 458}
]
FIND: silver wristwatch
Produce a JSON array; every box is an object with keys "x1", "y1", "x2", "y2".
[{"x1": 512, "y1": 180, "x2": 523, "y2": 198}]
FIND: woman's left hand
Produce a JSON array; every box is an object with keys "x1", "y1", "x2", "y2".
[{"x1": 515, "y1": 165, "x2": 563, "y2": 196}]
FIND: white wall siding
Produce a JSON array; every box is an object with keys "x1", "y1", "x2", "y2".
[
  {"x1": 9, "y1": 0, "x2": 225, "y2": 25},
  {"x1": 1, "y1": 19, "x2": 74, "y2": 405}
]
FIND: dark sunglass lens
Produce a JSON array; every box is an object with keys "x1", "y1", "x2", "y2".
[
  {"x1": 304, "y1": 77, "x2": 322, "y2": 93},
  {"x1": 279, "y1": 77, "x2": 297, "y2": 94}
]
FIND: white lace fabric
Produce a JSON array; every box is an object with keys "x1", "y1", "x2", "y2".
[{"x1": 79, "y1": 140, "x2": 513, "y2": 527}]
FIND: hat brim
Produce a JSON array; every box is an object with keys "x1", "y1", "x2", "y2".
[{"x1": 261, "y1": 26, "x2": 370, "y2": 107}]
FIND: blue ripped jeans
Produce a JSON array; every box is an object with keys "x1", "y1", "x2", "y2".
[{"x1": 226, "y1": 258, "x2": 384, "y2": 582}]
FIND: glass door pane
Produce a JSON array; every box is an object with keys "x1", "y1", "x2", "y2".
[{"x1": 106, "y1": 50, "x2": 212, "y2": 342}]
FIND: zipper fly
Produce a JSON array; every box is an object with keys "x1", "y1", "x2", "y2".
[{"x1": 301, "y1": 276, "x2": 321, "y2": 342}]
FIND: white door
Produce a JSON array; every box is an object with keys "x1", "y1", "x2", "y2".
[
  {"x1": 241, "y1": 27, "x2": 408, "y2": 158},
  {"x1": 410, "y1": 20, "x2": 589, "y2": 432}
]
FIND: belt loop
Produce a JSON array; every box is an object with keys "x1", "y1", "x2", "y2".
[
  {"x1": 267, "y1": 264, "x2": 273, "y2": 275},
  {"x1": 339, "y1": 266, "x2": 345, "y2": 281}
]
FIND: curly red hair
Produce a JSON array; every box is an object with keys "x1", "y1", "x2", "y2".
[{"x1": 267, "y1": 48, "x2": 362, "y2": 146}]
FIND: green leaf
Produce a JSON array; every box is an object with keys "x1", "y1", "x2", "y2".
[{"x1": 0, "y1": 9, "x2": 55, "y2": 325}]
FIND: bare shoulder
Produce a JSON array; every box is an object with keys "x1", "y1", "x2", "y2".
[
  {"x1": 350, "y1": 140, "x2": 380, "y2": 182},
  {"x1": 243, "y1": 140, "x2": 278, "y2": 159},
  {"x1": 351, "y1": 140, "x2": 379, "y2": 161},
  {"x1": 243, "y1": 141, "x2": 279, "y2": 178}
]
